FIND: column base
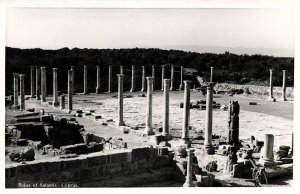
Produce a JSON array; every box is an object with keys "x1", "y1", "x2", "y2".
[
  {"x1": 96, "y1": 88, "x2": 101, "y2": 94},
  {"x1": 30, "y1": 95, "x2": 35, "y2": 98},
  {"x1": 183, "y1": 181, "x2": 196, "y2": 187},
  {"x1": 267, "y1": 97, "x2": 276, "y2": 102},
  {"x1": 205, "y1": 144, "x2": 215, "y2": 155},
  {"x1": 83, "y1": 92, "x2": 89, "y2": 95},
  {"x1": 108, "y1": 90, "x2": 112, "y2": 93},
  {"x1": 179, "y1": 84, "x2": 184, "y2": 90},
  {"x1": 258, "y1": 158, "x2": 276, "y2": 166},
  {"x1": 179, "y1": 138, "x2": 191, "y2": 147},
  {"x1": 116, "y1": 120, "x2": 126, "y2": 126},
  {"x1": 144, "y1": 127, "x2": 155, "y2": 136},
  {"x1": 141, "y1": 88, "x2": 145, "y2": 92},
  {"x1": 130, "y1": 89, "x2": 135, "y2": 93},
  {"x1": 170, "y1": 87, "x2": 175, "y2": 91},
  {"x1": 281, "y1": 97, "x2": 287, "y2": 101},
  {"x1": 36, "y1": 96, "x2": 41, "y2": 100},
  {"x1": 53, "y1": 101, "x2": 59, "y2": 107}
]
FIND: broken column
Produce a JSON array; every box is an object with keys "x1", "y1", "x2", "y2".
[
  {"x1": 108, "y1": 65, "x2": 112, "y2": 93},
  {"x1": 181, "y1": 80, "x2": 192, "y2": 145},
  {"x1": 96, "y1": 66, "x2": 101, "y2": 94},
  {"x1": 204, "y1": 83, "x2": 214, "y2": 154},
  {"x1": 52, "y1": 68, "x2": 59, "y2": 107},
  {"x1": 13, "y1": 73, "x2": 19, "y2": 106},
  {"x1": 68, "y1": 69, "x2": 73, "y2": 111},
  {"x1": 183, "y1": 148, "x2": 196, "y2": 187},
  {"x1": 40, "y1": 66, "x2": 46, "y2": 102},
  {"x1": 130, "y1": 65, "x2": 136, "y2": 92},
  {"x1": 35, "y1": 66, "x2": 40, "y2": 100},
  {"x1": 210, "y1": 67, "x2": 214, "y2": 82},
  {"x1": 179, "y1": 66, "x2": 184, "y2": 90},
  {"x1": 71, "y1": 66, "x2": 75, "y2": 94},
  {"x1": 144, "y1": 77, "x2": 154, "y2": 135},
  {"x1": 161, "y1": 65, "x2": 165, "y2": 91},
  {"x1": 117, "y1": 74, "x2": 126, "y2": 126},
  {"x1": 228, "y1": 101, "x2": 240, "y2": 146},
  {"x1": 259, "y1": 134, "x2": 275, "y2": 166},
  {"x1": 152, "y1": 65, "x2": 155, "y2": 91},
  {"x1": 30, "y1": 66, "x2": 35, "y2": 98},
  {"x1": 19, "y1": 74, "x2": 25, "y2": 110},
  {"x1": 170, "y1": 65, "x2": 175, "y2": 91},
  {"x1": 120, "y1": 65, "x2": 124, "y2": 74},
  {"x1": 141, "y1": 66, "x2": 145, "y2": 92},
  {"x1": 268, "y1": 69, "x2": 276, "y2": 102},
  {"x1": 60, "y1": 95, "x2": 65, "y2": 110},
  {"x1": 281, "y1": 70, "x2": 287, "y2": 101},
  {"x1": 83, "y1": 65, "x2": 88, "y2": 94},
  {"x1": 162, "y1": 79, "x2": 171, "y2": 136}
]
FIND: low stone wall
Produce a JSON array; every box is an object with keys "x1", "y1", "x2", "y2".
[
  {"x1": 5, "y1": 146, "x2": 173, "y2": 188},
  {"x1": 214, "y1": 83, "x2": 294, "y2": 98}
]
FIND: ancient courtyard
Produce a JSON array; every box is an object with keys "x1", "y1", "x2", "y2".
[{"x1": 5, "y1": 64, "x2": 293, "y2": 187}]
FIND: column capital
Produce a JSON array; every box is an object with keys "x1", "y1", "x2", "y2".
[
  {"x1": 53, "y1": 68, "x2": 58, "y2": 71},
  {"x1": 269, "y1": 69, "x2": 273, "y2": 72},
  {"x1": 183, "y1": 80, "x2": 192, "y2": 85},
  {"x1": 146, "y1": 76, "x2": 154, "y2": 81},
  {"x1": 41, "y1": 66, "x2": 46, "y2": 70},
  {"x1": 164, "y1": 79, "x2": 171, "y2": 84},
  {"x1": 282, "y1": 69, "x2": 286, "y2": 72},
  {"x1": 19, "y1": 74, "x2": 25, "y2": 78},
  {"x1": 30, "y1": 66, "x2": 35, "y2": 69},
  {"x1": 117, "y1": 74, "x2": 124, "y2": 77},
  {"x1": 13, "y1": 73, "x2": 19, "y2": 78}
]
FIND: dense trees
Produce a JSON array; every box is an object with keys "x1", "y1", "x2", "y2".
[{"x1": 5, "y1": 47, "x2": 294, "y2": 95}]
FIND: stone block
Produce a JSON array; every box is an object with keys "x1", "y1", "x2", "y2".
[
  {"x1": 60, "y1": 145, "x2": 77, "y2": 154},
  {"x1": 132, "y1": 147, "x2": 150, "y2": 161},
  {"x1": 74, "y1": 143, "x2": 88, "y2": 154}
]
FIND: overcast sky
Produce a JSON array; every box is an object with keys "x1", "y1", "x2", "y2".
[{"x1": 6, "y1": 8, "x2": 294, "y2": 57}]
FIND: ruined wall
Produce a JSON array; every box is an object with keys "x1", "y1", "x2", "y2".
[
  {"x1": 5, "y1": 146, "x2": 173, "y2": 188},
  {"x1": 214, "y1": 83, "x2": 294, "y2": 98}
]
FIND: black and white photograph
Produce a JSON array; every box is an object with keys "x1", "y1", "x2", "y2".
[{"x1": 1, "y1": 0, "x2": 299, "y2": 189}]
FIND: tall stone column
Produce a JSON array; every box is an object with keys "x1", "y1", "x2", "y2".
[
  {"x1": 179, "y1": 66, "x2": 184, "y2": 90},
  {"x1": 68, "y1": 69, "x2": 73, "y2": 111},
  {"x1": 120, "y1": 66, "x2": 124, "y2": 74},
  {"x1": 96, "y1": 66, "x2": 101, "y2": 94},
  {"x1": 19, "y1": 74, "x2": 25, "y2": 110},
  {"x1": 181, "y1": 80, "x2": 192, "y2": 145},
  {"x1": 52, "y1": 68, "x2": 59, "y2": 107},
  {"x1": 40, "y1": 67, "x2": 47, "y2": 102},
  {"x1": 210, "y1": 67, "x2": 214, "y2": 82},
  {"x1": 259, "y1": 134, "x2": 275, "y2": 166},
  {"x1": 144, "y1": 77, "x2": 154, "y2": 135},
  {"x1": 83, "y1": 65, "x2": 88, "y2": 94},
  {"x1": 268, "y1": 69, "x2": 276, "y2": 102},
  {"x1": 71, "y1": 66, "x2": 75, "y2": 94},
  {"x1": 170, "y1": 65, "x2": 175, "y2": 91},
  {"x1": 13, "y1": 73, "x2": 19, "y2": 106},
  {"x1": 183, "y1": 148, "x2": 196, "y2": 187},
  {"x1": 130, "y1": 65, "x2": 136, "y2": 92},
  {"x1": 30, "y1": 66, "x2": 35, "y2": 97},
  {"x1": 35, "y1": 66, "x2": 41, "y2": 100},
  {"x1": 163, "y1": 79, "x2": 171, "y2": 136},
  {"x1": 60, "y1": 95, "x2": 65, "y2": 110},
  {"x1": 161, "y1": 65, "x2": 165, "y2": 91},
  {"x1": 281, "y1": 70, "x2": 287, "y2": 101},
  {"x1": 204, "y1": 83, "x2": 214, "y2": 154},
  {"x1": 117, "y1": 74, "x2": 126, "y2": 126},
  {"x1": 141, "y1": 66, "x2": 145, "y2": 92},
  {"x1": 108, "y1": 65, "x2": 112, "y2": 93},
  {"x1": 152, "y1": 65, "x2": 155, "y2": 91},
  {"x1": 228, "y1": 101, "x2": 240, "y2": 146}
]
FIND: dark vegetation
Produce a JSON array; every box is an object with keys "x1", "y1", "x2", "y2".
[{"x1": 5, "y1": 47, "x2": 294, "y2": 95}]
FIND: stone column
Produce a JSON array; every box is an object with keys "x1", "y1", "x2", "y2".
[
  {"x1": 96, "y1": 66, "x2": 101, "y2": 94},
  {"x1": 259, "y1": 134, "x2": 275, "y2": 166},
  {"x1": 179, "y1": 66, "x2": 184, "y2": 90},
  {"x1": 181, "y1": 81, "x2": 192, "y2": 145},
  {"x1": 35, "y1": 66, "x2": 41, "y2": 100},
  {"x1": 120, "y1": 66, "x2": 124, "y2": 74},
  {"x1": 144, "y1": 77, "x2": 154, "y2": 135},
  {"x1": 170, "y1": 65, "x2": 175, "y2": 91},
  {"x1": 108, "y1": 65, "x2": 112, "y2": 93},
  {"x1": 281, "y1": 70, "x2": 287, "y2": 101},
  {"x1": 30, "y1": 66, "x2": 35, "y2": 98},
  {"x1": 130, "y1": 65, "x2": 136, "y2": 92},
  {"x1": 19, "y1": 74, "x2": 25, "y2": 110},
  {"x1": 83, "y1": 65, "x2": 88, "y2": 94},
  {"x1": 183, "y1": 148, "x2": 196, "y2": 187},
  {"x1": 162, "y1": 79, "x2": 171, "y2": 136},
  {"x1": 268, "y1": 69, "x2": 276, "y2": 102},
  {"x1": 60, "y1": 95, "x2": 65, "y2": 110},
  {"x1": 13, "y1": 73, "x2": 19, "y2": 106},
  {"x1": 152, "y1": 65, "x2": 155, "y2": 91},
  {"x1": 117, "y1": 74, "x2": 126, "y2": 126},
  {"x1": 40, "y1": 67, "x2": 46, "y2": 102},
  {"x1": 161, "y1": 65, "x2": 165, "y2": 91},
  {"x1": 210, "y1": 67, "x2": 214, "y2": 82},
  {"x1": 68, "y1": 69, "x2": 73, "y2": 111},
  {"x1": 204, "y1": 83, "x2": 214, "y2": 154},
  {"x1": 141, "y1": 66, "x2": 145, "y2": 92},
  {"x1": 71, "y1": 66, "x2": 75, "y2": 94},
  {"x1": 228, "y1": 101, "x2": 240, "y2": 146},
  {"x1": 52, "y1": 68, "x2": 59, "y2": 107}
]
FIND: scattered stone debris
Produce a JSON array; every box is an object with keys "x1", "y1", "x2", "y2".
[
  {"x1": 8, "y1": 147, "x2": 35, "y2": 162},
  {"x1": 249, "y1": 102, "x2": 257, "y2": 105}
]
